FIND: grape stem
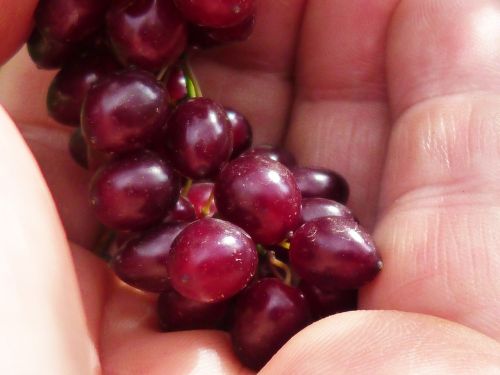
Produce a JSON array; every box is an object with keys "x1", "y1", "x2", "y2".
[
  {"x1": 181, "y1": 58, "x2": 203, "y2": 98},
  {"x1": 278, "y1": 240, "x2": 291, "y2": 250},
  {"x1": 201, "y1": 190, "x2": 215, "y2": 217},
  {"x1": 181, "y1": 178, "x2": 193, "y2": 197},
  {"x1": 267, "y1": 250, "x2": 292, "y2": 286}
]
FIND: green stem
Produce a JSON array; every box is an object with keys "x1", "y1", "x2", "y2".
[{"x1": 182, "y1": 58, "x2": 203, "y2": 98}]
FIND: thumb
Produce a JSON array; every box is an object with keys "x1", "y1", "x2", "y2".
[
  {"x1": 0, "y1": 0, "x2": 37, "y2": 65},
  {"x1": 0, "y1": 106, "x2": 98, "y2": 373}
]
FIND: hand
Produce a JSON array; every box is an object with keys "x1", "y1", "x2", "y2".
[{"x1": 2, "y1": 0, "x2": 500, "y2": 373}]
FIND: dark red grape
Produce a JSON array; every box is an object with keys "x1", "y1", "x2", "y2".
[
  {"x1": 231, "y1": 278, "x2": 310, "y2": 370},
  {"x1": 244, "y1": 145, "x2": 297, "y2": 168},
  {"x1": 165, "y1": 98, "x2": 233, "y2": 179},
  {"x1": 107, "y1": 0, "x2": 187, "y2": 72},
  {"x1": 189, "y1": 15, "x2": 255, "y2": 48},
  {"x1": 89, "y1": 151, "x2": 180, "y2": 231},
  {"x1": 47, "y1": 52, "x2": 120, "y2": 126},
  {"x1": 164, "y1": 196, "x2": 196, "y2": 222},
  {"x1": 112, "y1": 221, "x2": 188, "y2": 292},
  {"x1": 69, "y1": 129, "x2": 88, "y2": 169},
  {"x1": 300, "y1": 197, "x2": 354, "y2": 224},
  {"x1": 291, "y1": 166, "x2": 350, "y2": 204},
  {"x1": 214, "y1": 154, "x2": 302, "y2": 245},
  {"x1": 186, "y1": 182, "x2": 217, "y2": 218},
  {"x1": 299, "y1": 281, "x2": 357, "y2": 320},
  {"x1": 157, "y1": 289, "x2": 229, "y2": 331},
  {"x1": 165, "y1": 65, "x2": 187, "y2": 103},
  {"x1": 226, "y1": 107, "x2": 252, "y2": 158},
  {"x1": 290, "y1": 217, "x2": 382, "y2": 291},
  {"x1": 173, "y1": 0, "x2": 255, "y2": 28},
  {"x1": 82, "y1": 70, "x2": 169, "y2": 153},
  {"x1": 168, "y1": 218, "x2": 258, "y2": 302},
  {"x1": 35, "y1": 0, "x2": 109, "y2": 42},
  {"x1": 27, "y1": 30, "x2": 75, "y2": 69}
]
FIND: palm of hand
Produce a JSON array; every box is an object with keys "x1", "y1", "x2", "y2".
[{"x1": 2, "y1": 0, "x2": 500, "y2": 373}]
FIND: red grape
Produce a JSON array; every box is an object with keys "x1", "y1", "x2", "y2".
[
  {"x1": 107, "y1": 0, "x2": 187, "y2": 72},
  {"x1": 244, "y1": 145, "x2": 297, "y2": 168},
  {"x1": 69, "y1": 129, "x2": 88, "y2": 169},
  {"x1": 226, "y1": 107, "x2": 252, "y2": 158},
  {"x1": 231, "y1": 278, "x2": 310, "y2": 370},
  {"x1": 35, "y1": 0, "x2": 109, "y2": 42},
  {"x1": 27, "y1": 30, "x2": 75, "y2": 69},
  {"x1": 291, "y1": 166, "x2": 350, "y2": 204},
  {"x1": 174, "y1": 0, "x2": 255, "y2": 28},
  {"x1": 47, "y1": 52, "x2": 120, "y2": 126},
  {"x1": 290, "y1": 216, "x2": 382, "y2": 291},
  {"x1": 89, "y1": 151, "x2": 180, "y2": 231},
  {"x1": 82, "y1": 70, "x2": 169, "y2": 153},
  {"x1": 168, "y1": 218, "x2": 258, "y2": 302},
  {"x1": 215, "y1": 154, "x2": 302, "y2": 245},
  {"x1": 300, "y1": 197, "x2": 354, "y2": 223},
  {"x1": 165, "y1": 98, "x2": 233, "y2": 179},
  {"x1": 112, "y1": 222, "x2": 188, "y2": 292},
  {"x1": 186, "y1": 182, "x2": 217, "y2": 219},
  {"x1": 157, "y1": 289, "x2": 229, "y2": 331}
]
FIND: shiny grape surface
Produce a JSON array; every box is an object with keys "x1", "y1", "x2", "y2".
[
  {"x1": 231, "y1": 278, "x2": 310, "y2": 370},
  {"x1": 89, "y1": 151, "x2": 180, "y2": 231},
  {"x1": 215, "y1": 154, "x2": 302, "y2": 245},
  {"x1": 290, "y1": 216, "x2": 382, "y2": 290},
  {"x1": 112, "y1": 222, "x2": 188, "y2": 292},
  {"x1": 82, "y1": 70, "x2": 169, "y2": 153},
  {"x1": 107, "y1": 0, "x2": 187, "y2": 72},
  {"x1": 168, "y1": 218, "x2": 258, "y2": 302}
]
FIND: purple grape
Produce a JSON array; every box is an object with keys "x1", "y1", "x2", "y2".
[
  {"x1": 69, "y1": 129, "x2": 88, "y2": 169},
  {"x1": 231, "y1": 278, "x2": 310, "y2": 370},
  {"x1": 164, "y1": 196, "x2": 196, "y2": 223},
  {"x1": 165, "y1": 65, "x2": 187, "y2": 103},
  {"x1": 27, "y1": 30, "x2": 75, "y2": 69},
  {"x1": 299, "y1": 281, "x2": 357, "y2": 320},
  {"x1": 173, "y1": 0, "x2": 255, "y2": 28},
  {"x1": 186, "y1": 182, "x2": 217, "y2": 219},
  {"x1": 107, "y1": 0, "x2": 187, "y2": 72},
  {"x1": 188, "y1": 15, "x2": 255, "y2": 48},
  {"x1": 226, "y1": 107, "x2": 252, "y2": 158},
  {"x1": 112, "y1": 221, "x2": 188, "y2": 292},
  {"x1": 89, "y1": 151, "x2": 180, "y2": 231},
  {"x1": 35, "y1": 0, "x2": 109, "y2": 42},
  {"x1": 290, "y1": 217, "x2": 382, "y2": 291},
  {"x1": 168, "y1": 218, "x2": 258, "y2": 302},
  {"x1": 291, "y1": 167, "x2": 350, "y2": 204},
  {"x1": 300, "y1": 197, "x2": 354, "y2": 224},
  {"x1": 214, "y1": 154, "x2": 302, "y2": 245},
  {"x1": 157, "y1": 289, "x2": 229, "y2": 331},
  {"x1": 244, "y1": 145, "x2": 297, "y2": 168},
  {"x1": 165, "y1": 98, "x2": 233, "y2": 179},
  {"x1": 82, "y1": 70, "x2": 169, "y2": 153},
  {"x1": 47, "y1": 52, "x2": 120, "y2": 126}
]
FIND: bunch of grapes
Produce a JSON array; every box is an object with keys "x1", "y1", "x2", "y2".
[{"x1": 27, "y1": 0, "x2": 383, "y2": 370}]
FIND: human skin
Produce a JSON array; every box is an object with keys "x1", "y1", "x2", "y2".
[{"x1": 2, "y1": 0, "x2": 500, "y2": 373}]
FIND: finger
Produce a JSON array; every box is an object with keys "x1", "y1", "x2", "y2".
[
  {"x1": 261, "y1": 311, "x2": 500, "y2": 374},
  {"x1": 0, "y1": 0, "x2": 37, "y2": 64},
  {"x1": 191, "y1": 0, "x2": 306, "y2": 144},
  {"x1": 0, "y1": 107, "x2": 98, "y2": 373},
  {"x1": 70, "y1": 242, "x2": 111, "y2": 347},
  {"x1": 0, "y1": 47, "x2": 58, "y2": 127},
  {"x1": 284, "y1": 0, "x2": 397, "y2": 227},
  {"x1": 101, "y1": 283, "x2": 252, "y2": 375},
  {"x1": 363, "y1": 0, "x2": 500, "y2": 340},
  {"x1": 21, "y1": 124, "x2": 101, "y2": 248}
]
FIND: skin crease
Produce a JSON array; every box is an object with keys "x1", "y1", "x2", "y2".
[{"x1": 3, "y1": 0, "x2": 500, "y2": 373}]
